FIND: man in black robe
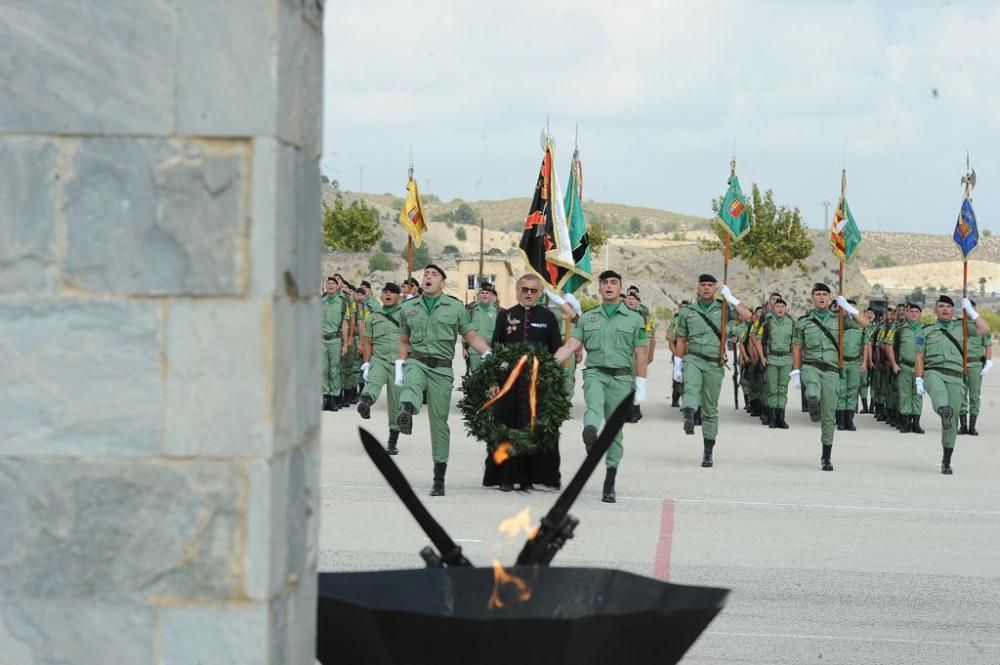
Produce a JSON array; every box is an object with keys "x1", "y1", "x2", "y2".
[{"x1": 483, "y1": 273, "x2": 564, "y2": 491}]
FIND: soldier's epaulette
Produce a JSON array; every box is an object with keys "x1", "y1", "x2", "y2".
[
  {"x1": 400, "y1": 298, "x2": 421, "y2": 311},
  {"x1": 447, "y1": 294, "x2": 463, "y2": 304}
]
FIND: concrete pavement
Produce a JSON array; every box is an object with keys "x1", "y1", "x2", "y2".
[{"x1": 319, "y1": 354, "x2": 1000, "y2": 664}]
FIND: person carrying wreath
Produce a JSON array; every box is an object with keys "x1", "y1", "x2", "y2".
[{"x1": 482, "y1": 273, "x2": 564, "y2": 492}]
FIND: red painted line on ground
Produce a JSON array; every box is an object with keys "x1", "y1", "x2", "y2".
[{"x1": 653, "y1": 497, "x2": 675, "y2": 581}]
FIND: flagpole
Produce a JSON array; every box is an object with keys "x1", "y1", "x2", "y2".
[
  {"x1": 721, "y1": 158, "x2": 734, "y2": 364},
  {"x1": 407, "y1": 155, "x2": 415, "y2": 279},
  {"x1": 961, "y1": 154, "x2": 972, "y2": 377},
  {"x1": 838, "y1": 169, "x2": 846, "y2": 369}
]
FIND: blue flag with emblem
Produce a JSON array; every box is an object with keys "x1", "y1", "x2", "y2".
[{"x1": 953, "y1": 198, "x2": 979, "y2": 258}]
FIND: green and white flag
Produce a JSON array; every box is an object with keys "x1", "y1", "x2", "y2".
[
  {"x1": 560, "y1": 148, "x2": 593, "y2": 294},
  {"x1": 718, "y1": 175, "x2": 752, "y2": 239}
]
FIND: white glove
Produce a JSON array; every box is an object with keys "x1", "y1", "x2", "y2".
[
  {"x1": 981, "y1": 359, "x2": 993, "y2": 376},
  {"x1": 836, "y1": 295, "x2": 859, "y2": 316},
  {"x1": 672, "y1": 358, "x2": 685, "y2": 382},
  {"x1": 361, "y1": 362, "x2": 371, "y2": 382},
  {"x1": 394, "y1": 359, "x2": 405, "y2": 386},
  {"x1": 915, "y1": 377, "x2": 925, "y2": 395},
  {"x1": 789, "y1": 369, "x2": 801, "y2": 389},
  {"x1": 720, "y1": 284, "x2": 740, "y2": 306},
  {"x1": 481, "y1": 349, "x2": 492, "y2": 360},
  {"x1": 545, "y1": 289, "x2": 566, "y2": 305},
  {"x1": 563, "y1": 292, "x2": 583, "y2": 317},
  {"x1": 633, "y1": 377, "x2": 647, "y2": 405},
  {"x1": 961, "y1": 298, "x2": 979, "y2": 320}
]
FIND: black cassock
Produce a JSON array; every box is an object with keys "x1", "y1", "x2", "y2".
[{"x1": 482, "y1": 303, "x2": 564, "y2": 490}]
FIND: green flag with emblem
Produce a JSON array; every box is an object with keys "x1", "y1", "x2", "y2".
[{"x1": 717, "y1": 175, "x2": 752, "y2": 239}]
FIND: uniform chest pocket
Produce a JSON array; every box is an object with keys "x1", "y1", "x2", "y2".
[
  {"x1": 803, "y1": 323, "x2": 826, "y2": 350},
  {"x1": 615, "y1": 320, "x2": 636, "y2": 347},
  {"x1": 407, "y1": 315, "x2": 427, "y2": 344},
  {"x1": 582, "y1": 319, "x2": 604, "y2": 351},
  {"x1": 432, "y1": 312, "x2": 458, "y2": 340}
]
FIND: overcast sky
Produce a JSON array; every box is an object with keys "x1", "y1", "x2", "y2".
[{"x1": 323, "y1": 0, "x2": 998, "y2": 235}]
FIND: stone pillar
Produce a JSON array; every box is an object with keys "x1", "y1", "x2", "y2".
[{"x1": 0, "y1": 2, "x2": 324, "y2": 663}]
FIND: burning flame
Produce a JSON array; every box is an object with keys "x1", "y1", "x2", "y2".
[
  {"x1": 488, "y1": 559, "x2": 533, "y2": 609},
  {"x1": 498, "y1": 506, "x2": 538, "y2": 539},
  {"x1": 491, "y1": 442, "x2": 513, "y2": 465}
]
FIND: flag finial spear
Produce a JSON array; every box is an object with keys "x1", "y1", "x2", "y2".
[
  {"x1": 841, "y1": 168, "x2": 847, "y2": 198},
  {"x1": 574, "y1": 122, "x2": 578, "y2": 151},
  {"x1": 730, "y1": 153, "x2": 736, "y2": 177},
  {"x1": 408, "y1": 144, "x2": 413, "y2": 181},
  {"x1": 962, "y1": 151, "x2": 976, "y2": 195}
]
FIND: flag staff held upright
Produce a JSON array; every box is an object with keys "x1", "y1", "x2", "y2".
[
  {"x1": 407, "y1": 153, "x2": 414, "y2": 278},
  {"x1": 959, "y1": 153, "x2": 977, "y2": 377},
  {"x1": 720, "y1": 158, "x2": 735, "y2": 364},
  {"x1": 838, "y1": 169, "x2": 847, "y2": 369},
  {"x1": 399, "y1": 148, "x2": 427, "y2": 280}
]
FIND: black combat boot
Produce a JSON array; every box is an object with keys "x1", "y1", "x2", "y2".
[
  {"x1": 430, "y1": 462, "x2": 447, "y2": 496},
  {"x1": 968, "y1": 415, "x2": 979, "y2": 436},
  {"x1": 357, "y1": 393, "x2": 373, "y2": 419},
  {"x1": 582, "y1": 425, "x2": 598, "y2": 452},
  {"x1": 694, "y1": 407, "x2": 703, "y2": 426},
  {"x1": 761, "y1": 406, "x2": 771, "y2": 426},
  {"x1": 386, "y1": 430, "x2": 400, "y2": 455},
  {"x1": 861, "y1": 398, "x2": 870, "y2": 414},
  {"x1": 937, "y1": 405, "x2": 953, "y2": 431},
  {"x1": 701, "y1": 439, "x2": 715, "y2": 468},
  {"x1": 958, "y1": 414, "x2": 969, "y2": 435},
  {"x1": 910, "y1": 415, "x2": 924, "y2": 434},
  {"x1": 898, "y1": 413, "x2": 911, "y2": 433},
  {"x1": 627, "y1": 403, "x2": 641, "y2": 423},
  {"x1": 333, "y1": 392, "x2": 344, "y2": 411},
  {"x1": 602, "y1": 468, "x2": 617, "y2": 503},
  {"x1": 768, "y1": 407, "x2": 778, "y2": 429},
  {"x1": 671, "y1": 382, "x2": 681, "y2": 407},
  {"x1": 398, "y1": 402, "x2": 415, "y2": 435},
  {"x1": 874, "y1": 402, "x2": 884, "y2": 421},
  {"x1": 322, "y1": 394, "x2": 333, "y2": 412},
  {"x1": 821, "y1": 444, "x2": 833, "y2": 471},
  {"x1": 749, "y1": 399, "x2": 761, "y2": 417},
  {"x1": 499, "y1": 460, "x2": 514, "y2": 492},
  {"x1": 845, "y1": 410, "x2": 857, "y2": 431},
  {"x1": 776, "y1": 408, "x2": 789, "y2": 429},
  {"x1": 836, "y1": 410, "x2": 846, "y2": 431},
  {"x1": 807, "y1": 396, "x2": 821, "y2": 423},
  {"x1": 941, "y1": 447, "x2": 954, "y2": 475},
  {"x1": 682, "y1": 408, "x2": 696, "y2": 435}
]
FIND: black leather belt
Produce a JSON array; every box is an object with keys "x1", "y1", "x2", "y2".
[
  {"x1": 687, "y1": 351, "x2": 724, "y2": 364},
  {"x1": 804, "y1": 360, "x2": 839, "y2": 373},
  {"x1": 592, "y1": 366, "x2": 632, "y2": 376},
  {"x1": 925, "y1": 366, "x2": 964, "y2": 379},
  {"x1": 323, "y1": 332, "x2": 342, "y2": 341},
  {"x1": 411, "y1": 352, "x2": 451, "y2": 368},
  {"x1": 843, "y1": 356, "x2": 860, "y2": 362},
  {"x1": 768, "y1": 350, "x2": 790, "y2": 356}
]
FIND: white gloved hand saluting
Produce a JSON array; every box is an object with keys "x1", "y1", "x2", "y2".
[
  {"x1": 961, "y1": 298, "x2": 980, "y2": 320},
  {"x1": 789, "y1": 368, "x2": 801, "y2": 389},
  {"x1": 545, "y1": 289, "x2": 566, "y2": 305},
  {"x1": 981, "y1": 359, "x2": 993, "y2": 377},
  {"x1": 720, "y1": 285, "x2": 741, "y2": 306},
  {"x1": 394, "y1": 359, "x2": 405, "y2": 386},
  {"x1": 835, "y1": 295, "x2": 859, "y2": 316},
  {"x1": 481, "y1": 349, "x2": 493, "y2": 360},
  {"x1": 915, "y1": 377, "x2": 925, "y2": 395},
  {"x1": 672, "y1": 358, "x2": 685, "y2": 382},
  {"x1": 563, "y1": 292, "x2": 583, "y2": 317},
  {"x1": 633, "y1": 377, "x2": 647, "y2": 405},
  {"x1": 361, "y1": 362, "x2": 371, "y2": 382}
]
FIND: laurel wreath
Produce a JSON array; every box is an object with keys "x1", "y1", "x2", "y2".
[{"x1": 458, "y1": 343, "x2": 571, "y2": 456}]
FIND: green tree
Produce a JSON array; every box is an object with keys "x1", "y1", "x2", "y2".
[
  {"x1": 700, "y1": 184, "x2": 814, "y2": 298},
  {"x1": 872, "y1": 255, "x2": 897, "y2": 268},
  {"x1": 368, "y1": 251, "x2": 398, "y2": 272},
  {"x1": 400, "y1": 243, "x2": 432, "y2": 267},
  {"x1": 442, "y1": 244, "x2": 460, "y2": 254},
  {"x1": 454, "y1": 203, "x2": 477, "y2": 224},
  {"x1": 629, "y1": 216, "x2": 642, "y2": 233},
  {"x1": 322, "y1": 198, "x2": 384, "y2": 252},
  {"x1": 983, "y1": 229, "x2": 993, "y2": 237},
  {"x1": 907, "y1": 286, "x2": 926, "y2": 305},
  {"x1": 588, "y1": 221, "x2": 608, "y2": 255},
  {"x1": 980, "y1": 276, "x2": 987, "y2": 296},
  {"x1": 379, "y1": 239, "x2": 394, "y2": 253},
  {"x1": 455, "y1": 226, "x2": 467, "y2": 241}
]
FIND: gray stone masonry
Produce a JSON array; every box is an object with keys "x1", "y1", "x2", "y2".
[{"x1": 0, "y1": 1, "x2": 324, "y2": 663}]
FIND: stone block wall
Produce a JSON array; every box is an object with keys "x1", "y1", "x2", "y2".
[{"x1": 0, "y1": 1, "x2": 324, "y2": 663}]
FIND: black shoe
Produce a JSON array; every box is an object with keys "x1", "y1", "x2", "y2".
[
  {"x1": 761, "y1": 407, "x2": 771, "y2": 426},
  {"x1": 937, "y1": 406, "x2": 953, "y2": 431},
  {"x1": 430, "y1": 462, "x2": 446, "y2": 496},
  {"x1": 701, "y1": 439, "x2": 715, "y2": 468},
  {"x1": 768, "y1": 407, "x2": 777, "y2": 429},
  {"x1": 519, "y1": 483, "x2": 534, "y2": 491},
  {"x1": 776, "y1": 408, "x2": 789, "y2": 429},
  {"x1": 968, "y1": 415, "x2": 979, "y2": 436},
  {"x1": 749, "y1": 400, "x2": 761, "y2": 417},
  {"x1": 836, "y1": 410, "x2": 846, "y2": 431},
  {"x1": 386, "y1": 430, "x2": 399, "y2": 455},
  {"x1": 500, "y1": 483, "x2": 514, "y2": 492},
  {"x1": 682, "y1": 408, "x2": 696, "y2": 435},
  {"x1": 398, "y1": 402, "x2": 415, "y2": 435},
  {"x1": 694, "y1": 407, "x2": 703, "y2": 426},
  {"x1": 807, "y1": 397, "x2": 821, "y2": 423},
  {"x1": 847, "y1": 410, "x2": 857, "y2": 431},
  {"x1": 898, "y1": 414, "x2": 911, "y2": 433},
  {"x1": 821, "y1": 444, "x2": 833, "y2": 471},
  {"x1": 627, "y1": 403, "x2": 640, "y2": 424},
  {"x1": 910, "y1": 415, "x2": 924, "y2": 434},
  {"x1": 941, "y1": 447, "x2": 954, "y2": 475},
  {"x1": 958, "y1": 414, "x2": 969, "y2": 435},
  {"x1": 875, "y1": 404, "x2": 886, "y2": 421},
  {"x1": 582, "y1": 425, "x2": 598, "y2": 452},
  {"x1": 861, "y1": 398, "x2": 870, "y2": 414},
  {"x1": 322, "y1": 394, "x2": 334, "y2": 412},
  {"x1": 357, "y1": 394, "x2": 373, "y2": 419},
  {"x1": 671, "y1": 382, "x2": 681, "y2": 407},
  {"x1": 330, "y1": 393, "x2": 342, "y2": 411},
  {"x1": 602, "y1": 468, "x2": 617, "y2": 503}
]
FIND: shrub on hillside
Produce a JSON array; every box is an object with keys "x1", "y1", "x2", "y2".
[{"x1": 368, "y1": 251, "x2": 398, "y2": 273}]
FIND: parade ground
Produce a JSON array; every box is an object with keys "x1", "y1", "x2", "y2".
[{"x1": 319, "y1": 350, "x2": 1000, "y2": 665}]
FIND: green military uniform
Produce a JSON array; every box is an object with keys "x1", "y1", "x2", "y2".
[
  {"x1": 322, "y1": 291, "x2": 349, "y2": 401},
  {"x1": 675, "y1": 300, "x2": 726, "y2": 441},
  {"x1": 837, "y1": 318, "x2": 865, "y2": 430},
  {"x1": 735, "y1": 321, "x2": 753, "y2": 409},
  {"x1": 667, "y1": 310, "x2": 684, "y2": 407},
  {"x1": 959, "y1": 331, "x2": 991, "y2": 434},
  {"x1": 340, "y1": 301, "x2": 359, "y2": 395},
  {"x1": 895, "y1": 319, "x2": 924, "y2": 430},
  {"x1": 467, "y1": 302, "x2": 498, "y2": 372},
  {"x1": 361, "y1": 302, "x2": 403, "y2": 434},
  {"x1": 874, "y1": 320, "x2": 893, "y2": 420},
  {"x1": 549, "y1": 300, "x2": 577, "y2": 399},
  {"x1": 882, "y1": 322, "x2": 902, "y2": 423},
  {"x1": 747, "y1": 317, "x2": 767, "y2": 417},
  {"x1": 858, "y1": 322, "x2": 876, "y2": 412},
  {"x1": 399, "y1": 294, "x2": 476, "y2": 463},
  {"x1": 572, "y1": 303, "x2": 646, "y2": 469},
  {"x1": 757, "y1": 313, "x2": 793, "y2": 424},
  {"x1": 916, "y1": 317, "x2": 979, "y2": 468},
  {"x1": 793, "y1": 308, "x2": 860, "y2": 462}
]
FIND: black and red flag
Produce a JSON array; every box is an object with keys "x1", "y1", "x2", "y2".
[{"x1": 518, "y1": 135, "x2": 575, "y2": 288}]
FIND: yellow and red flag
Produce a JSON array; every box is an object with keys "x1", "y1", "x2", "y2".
[{"x1": 399, "y1": 177, "x2": 427, "y2": 247}]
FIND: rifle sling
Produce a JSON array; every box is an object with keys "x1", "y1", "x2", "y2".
[{"x1": 808, "y1": 315, "x2": 841, "y2": 355}]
